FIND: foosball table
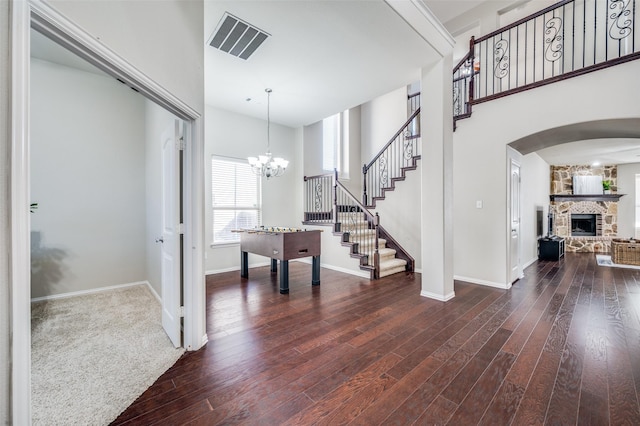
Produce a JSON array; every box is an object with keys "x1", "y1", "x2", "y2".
[{"x1": 237, "y1": 228, "x2": 321, "y2": 294}]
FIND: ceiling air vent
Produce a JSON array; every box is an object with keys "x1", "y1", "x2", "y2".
[{"x1": 208, "y1": 13, "x2": 270, "y2": 60}]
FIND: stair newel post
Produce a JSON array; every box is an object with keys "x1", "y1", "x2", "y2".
[
  {"x1": 374, "y1": 212, "x2": 380, "y2": 279},
  {"x1": 468, "y1": 36, "x2": 475, "y2": 114},
  {"x1": 362, "y1": 164, "x2": 368, "y2": 206},
  {"x1": 332, "y1": 169, "x2": 339, "y2": 233}
]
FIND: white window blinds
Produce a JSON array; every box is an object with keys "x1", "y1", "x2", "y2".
[{"x1": 211, "y1": 157, "x2": 261, "y2": 244}]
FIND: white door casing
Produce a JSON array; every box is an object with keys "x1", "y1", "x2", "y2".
[
  {"x1": 11, "y1": 3, "x2": 207, "y2": 424},
  {"x1": 509, "y1": 157, "x2": 523, "y2": 283},
  {"x1": 161, "y1": 120, "x2": 182, "y2": 348}
]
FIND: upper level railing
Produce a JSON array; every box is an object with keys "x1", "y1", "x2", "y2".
[
  {"x1": 453, "y1": 0, "x2": 640, "y2": 124},
  {"x1": 362, "y1": 94, "x2": 421, "y2": 207}
]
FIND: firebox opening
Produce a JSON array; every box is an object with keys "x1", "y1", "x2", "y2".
[{"x1": 571, "y1": 214, "x2": 597, "y2": 236}]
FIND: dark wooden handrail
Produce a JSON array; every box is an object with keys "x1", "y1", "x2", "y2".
[
  {"x1": 475, "y1": 0, "x2": 574, "y2": 44},
  {"x1": 364, "y1": 107, "x2": 421, "y2": 172},
  {"x1": 304, "y1": 173, "x2": 333, "y2": 181},
  {"x1": 453, "y1": 49, "x2": 473, "y2": 74},
  {"x1": 472, "y1": 51, "x2": 640, "y2": 105}
]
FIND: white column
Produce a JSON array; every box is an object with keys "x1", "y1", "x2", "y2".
[{"x1": 420, "y1": 54, "x2": 455, "y2": 301}]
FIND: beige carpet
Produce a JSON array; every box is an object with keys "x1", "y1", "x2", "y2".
[{"x1": 31, "y1": 285, "x2": 184, "y2": 425}]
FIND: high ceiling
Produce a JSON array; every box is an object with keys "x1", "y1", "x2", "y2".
[
  {"x1": 203, "y1": 0, "x2": 444, "y2": 128},
  {"x1": 30, "y1": 0, "x2": 640, "y2": 165}
]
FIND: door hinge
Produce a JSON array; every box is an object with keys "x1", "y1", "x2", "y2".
[
  {"x1": 177, "y1": 137, "x2": 186, "y2": 151},
  {"x1": 177, "y1": 223, "x2": 185, "y2": 234},
  {"x1": 179, "y1": 306, "x2": 185, "y2": 317}
]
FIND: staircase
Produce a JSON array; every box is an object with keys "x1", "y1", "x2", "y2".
[
  {"x1": 363, "y1": 93, "x2": 421, "y2": 207},
  {"x1": 303, "y1": 93, "x2": 419, "y2": 279},
  {"x1": 336, "y1": 210, "x2": 409, "y2": 278}
]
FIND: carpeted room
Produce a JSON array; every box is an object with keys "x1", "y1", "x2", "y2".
[{"x1": 29, "y1": 30, "x2": 184, "y2": 424}]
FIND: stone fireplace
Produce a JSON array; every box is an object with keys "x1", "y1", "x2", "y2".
[{"x1": 550, "y1": 165, "x2": 620, "y2": 253}]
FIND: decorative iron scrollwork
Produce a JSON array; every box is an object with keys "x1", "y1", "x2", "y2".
[
  {"x1": 313, "y1": 181, "x2": 323, "y2": 211},
  {"x1": 453, "y1": 84, "x2": 461, "y2": 116},
  {"x1": 494, "y1": 39, "x2": 509, "y2": 79},
  {"x1": 403, "y1": 138, "x2": 414, "y2": 162},
  {"x1": 348, "y1": 206, "x2": 359, "y2": 235},
  {"x1": 609, "y1": 0, "x2": 633, "y2": 40},
  {"x1": 379, "y1": 154, "x2": 389, "y2": 187},
  {"x1": 544, "y1": 17, "x2": 563, "y2": 62}
]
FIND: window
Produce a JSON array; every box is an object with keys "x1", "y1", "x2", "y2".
[
  {"x1": 211, "y1": 156, "x2": 261, "y2": 244},
  {"x1": 322, "y1": 110, "x2": 349, "y2": 178}
]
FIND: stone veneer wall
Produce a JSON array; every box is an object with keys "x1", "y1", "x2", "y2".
[
  {"x1": 550, "y1": 165, "x2": 618, "y2": 253},
  {"x1": 551, "y1": 165, "x2": 617, "y2": 194}
]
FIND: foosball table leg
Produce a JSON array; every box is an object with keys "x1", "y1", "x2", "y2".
[
  {"x1": 279, "y1": 260, "x2": 289, "y2": 294},
  {"x1": 312, "y1": 255, "x2": 320, "y2": 286},
  {"x1": 240, "y1": 251, "x2": 248, "y2": 278}
]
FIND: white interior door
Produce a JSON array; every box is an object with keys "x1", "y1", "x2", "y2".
[
  {"x1": 509, "y1": 158, "x2": 523, "y2": 283},
  {"x1": 160, "y1": 119, "x2": 182, "y2": 347}
]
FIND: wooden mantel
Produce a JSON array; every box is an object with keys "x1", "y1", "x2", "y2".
[{"x1": 549, "y1": 194, "x2": 625, "y2": 202}]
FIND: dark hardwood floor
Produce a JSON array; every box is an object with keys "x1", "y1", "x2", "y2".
[{"x1": 112, "y1": 252, "x2": 640, "y2": 425}]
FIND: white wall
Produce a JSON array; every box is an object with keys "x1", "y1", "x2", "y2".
[
  {"x1": 445, "y1": 0, "x2": 556, "y2": 36},
  {"x1": 454, "y1": 59, "x2": 640, "y2": 286},
  {"x1": 444, "y1": 1, "x2": 511, "y2": 36},
  {"x1": 30, "y1": 59, "x2": 147, "y2": 298},
  {"x1": 520, "y1": 153, "x2": 551, "y2": 266},
  {"x1": 48, "y1": 0, "x2": 205, "y2": 113},
  {"x1": 0, "y1": 1, "x2": 10, "y2": 421},
  {"x1": 618, "y1": 163, "x2": 640, "y2": 239},
  {"x1": 204, "y1": 105, "x2": 300, "y2": 273},
  {"x1": 360, "y1": 86, "x2": 407, "y2": 162}
]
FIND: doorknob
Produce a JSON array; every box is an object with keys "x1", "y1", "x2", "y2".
[{"x1": 155, "y1": 237, "x2": 164, "y2": 243}]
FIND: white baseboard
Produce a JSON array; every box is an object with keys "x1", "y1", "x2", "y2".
[
  {"x1": 30, "y1": 280, "x2": 154, "y2": 303},
  {"x1": 523, "y1": 257, "x2": 538, "y2": 269},
  {"x1": 294, "y1": 258, "x2": 369, "y2": 278},
  {"x1": 205, "y1": 266, "x2": 239, "y2": 275},
  {"x1": 206, "y1": 260, "x2": 370, "y2": 279},
  {"x1": 146, "y1": 283, "x2": 161, "y2": 303},
  {"x1": 420, "y1": 290, "x2": 455, "y2": 301},
  {"x1": 200, "y1": 333, "x2": 209, "y2": 348},
  {"x1": 454, "y1": 275, "x2": 511, "y2": 290},
  {"x1": 317, "y1": 263, "x2": 370, "y2": 278},
  {"x1": 205, "y1": 262, "x2": 271, "y2": 276}
]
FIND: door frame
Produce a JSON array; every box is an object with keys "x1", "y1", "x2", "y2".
[
  {"x1": 506, "y1": 147, "x2": 524, "y2": 285},
  {"x1": 10, "y1": 0, "x2": 206, "y2": 422}
]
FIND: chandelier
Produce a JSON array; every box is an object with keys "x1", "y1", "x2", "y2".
[{"x1": 248, "y1": 88, "x2": 289, "y2": 178}]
